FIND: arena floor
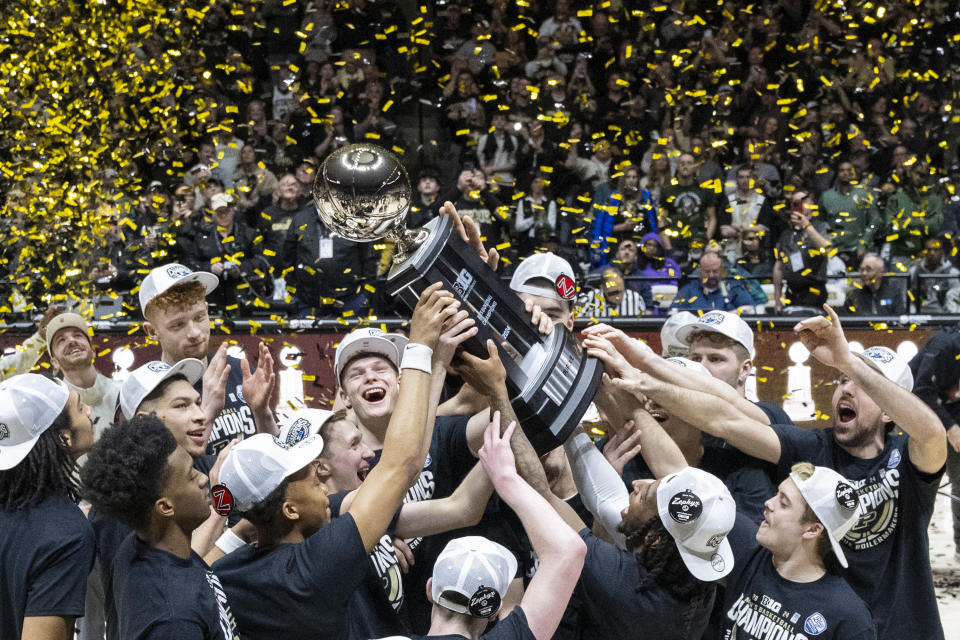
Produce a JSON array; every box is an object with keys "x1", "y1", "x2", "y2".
[{"x1": 932, "y1": 483, "x2": 960, "y2": 628}]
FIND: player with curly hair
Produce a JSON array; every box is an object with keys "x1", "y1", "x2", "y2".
[{"x1": 81, "y1": 414, "x2": 241, "y2": 639}]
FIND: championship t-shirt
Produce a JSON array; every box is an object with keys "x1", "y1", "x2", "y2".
[
  {"x1": 772, "y1": 425, "x2": 944, "y2": 640},
  {"x1": 575, "y1": 529, "x2": 714, "y2": 640},
  {"x1": 721, "y1": 513, "x2": 876, "y2": 640},
  {"x1": 112, "y1": 535, "x2": 240, "y2": 639},
  {"x1": 203, "y1": 355, "x2": 258, "y2": 455},
  {"x1": 373, "y1": 605, "x2": 536, "y2": 640},
  {"x1": 328, "y1": 491, "x2": 410, "y2": 639},
  {"x1": 212, "y1": 513, "x2": 368, "y2": 640},
  {"x1": 0, "y1": 496, "x2": 96, "y2": 640}
]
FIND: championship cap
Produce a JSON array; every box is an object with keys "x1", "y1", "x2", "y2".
[
  {"x1": 666, "y1": 356, "x2": 711, "y2": 377},
  {"x1": 660, "y1": 312, "x2": 698, "y2": 357},
  {"x1": 120, "y1": 359, "x2": 205, "y2": 420},
  {"x1": 790, "y1": 466, "x2": 861, "y2": 568},
  {"x1": 44, "y1": 312, "x2": 90, "y2": 345},
  {"x1": 217, "y1": 432, "x2": 325, "y2": 513},
  {"x1": 334, "y1": 328, "x2": 408, "y2": 383},
  {"x1": 853, "y1": 346, "x2": 913, "y2": 392},
  {"x1": 0, "y1": 374, "x2": 71, "y2": 470},
  {"x1": 431, "y1": 536, "x2": 518, "y2": 618},
  {"x1": 657, "y1": 467, "x2": 736, "y2": 581},
  {"x1": 210, "y1": 193, "x2": 235, "y2": 211},
  {"x1": 675, "y1": 310, "x2": 755, "y2": 359},
  {"x1": 509, "y1": 252, "x2": 577, "y2": 302},
  {"x1": 139, "y1": 263, "x2": 219, "y2": 316},
  {"x1": 277, "y1": 408, "x2": 336, "y2": 447}
]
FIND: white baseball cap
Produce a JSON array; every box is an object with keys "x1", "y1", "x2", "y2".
[
  {"x1": 217, "y1": 432, "x2": 325, "y2": 512},
  {"x1": 120, "y1": 359, "x2": 205, "y2": 420},
  {"x1": 853, "y1": 346, "x2": 913, "y2": 392},
  {"x1": 657, "y1": 467, "x2": 736, "y2": 581},
  {"x1": 666, "y1": 356, "x2": 711, "y2": 377},
  {"x1": 431, "y1": 536, "x2": 518, "y2": 618},
  {"x1": 675, "y1": 310, "x2": 755, "y2": 359},
  {"x1": 0, "y1": 374, "x2": 71, "y2": 470},
  {"x1": 210, "y1": 193, "x2": 235, "y2": 211},
  {"x1": 790, "y1": 466, "x2": 861, "y2": 568},
  {"x1": 509, "y1": 252, "x2": 577, "y2": 303},
  {"x1": 660, "y1": 311, "x2": 698, "y2": 357},
  {"x1": 139, "y1": 263, "x2": 219, "y2": 316},
  {"x1": 277, "y1": 408, "x2": 336, "y2": 447},
  {"x1": 334, "y1": 328, "x2": 408, "y2": 383},
  {"x1": 44, "y1": 312, "x2": 90, "y2": 345}
]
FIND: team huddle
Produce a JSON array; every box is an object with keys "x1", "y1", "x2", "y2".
[{"x1": 0, "y1": 208, "x2": 948, "y2": 640}]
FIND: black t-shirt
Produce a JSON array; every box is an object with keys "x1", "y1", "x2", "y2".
[
  {"x1": 721, "y1": 512, "x2": 876, "y2": 640},
  {"x1": 203, "y1": 355, "x2": 258, "y2": 455},
  {"x1": 328, "y1": 491, "x2": 410, "y2": 639},
  {"x1": 575, "y1": 529, "x2": 714, "y2": 640},
  {"x1": 772, "y1": 424, "x2": 944, "y2": 640},
  {"x1": 112, "y1": 535, "x2": 240, "y2": 639},
  {"x1": 93, "y1": 455, "x2": 228, "y2": 640},
  {"x1": 0, "y1": 496, "x2": 96, "y2": 639},
  {"x1": 378, "y1": 605, "x2": 536, "y2": 640},
  {"x1": 212, "y1": 513, "x2": 368, "y2": 640}
]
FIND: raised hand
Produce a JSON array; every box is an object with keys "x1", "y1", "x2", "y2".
[
  {"x1": 581, "y1": 324, "x2": 655, "y2": 370},
  {"x1": 440, "y1": 200, "x2": 500, "y2": 270},
  {"x1": 201, "y1": 342, "x2": 230, "y2": 427},
  {"x1": 524, "y1": 297, "x2": 554, "y2": 336},
  {"x1": 452, "y1": 339, "x2": 508, "y2": 403},
  {"x1": 792, "y1": 304, "x2": 854, "y2": 371},
  {"x1": 602, "y1": 421, "x2": 644, "y2": 476},
  {"x1": 408, "y1": 282, "x2": 459, "y2": 351},
  {"x1": 432, "y1": 309, "x2": 477, "y2": 371},
  {"x1": 478, "y1": 411, "x2": 518, "y2": 487},
  {"x1": 241, "y1": 342, "x2": 276, "y2": 414}
]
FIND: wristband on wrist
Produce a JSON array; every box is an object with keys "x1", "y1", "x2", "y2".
[
  {"x1": 215, "y1": 529, "x2": 246, "y2": 554},
  {"x1": 401, "y1": 343, "x2": 433, "y2": 374}
]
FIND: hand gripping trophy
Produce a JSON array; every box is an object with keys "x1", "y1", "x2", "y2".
[{"x1": 313, "y1": 143, "x2": 602, "y2": 452}]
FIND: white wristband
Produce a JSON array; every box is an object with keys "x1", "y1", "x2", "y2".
[
  {"x1": 214, "y1": 529, "x2": 246, "y2": 554},
  {"x1": 400, "y1": 343, "x2": 433, "y2": 374}
]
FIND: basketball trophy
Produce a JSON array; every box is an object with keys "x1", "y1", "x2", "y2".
[{"x1": 313, "y1": 143, "x2": 602, "y2": 452}]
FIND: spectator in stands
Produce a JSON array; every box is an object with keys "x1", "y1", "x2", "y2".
[
  {"x1": 452, "y1": 167, "x2": 505, "y2": 245},
  {"x1": 565, "y1": 139, "x2": 613, "y2": 191},
  {"x1": 525, "y1": 36, "x2": 568, "y2": 82},
  {"x1": 590, "y1": 165, "x2": 657, "y2": 267},
  {"x1": 260, "y1": 174, "x2": 306, "y2": 259},
  {"x1": 720, "y1": 165, "x2": 770, "y2": 262},
  {"x1": 455, "y1": 19, "x2": 496, "y2": 75},
  {"x1": 909, "y1": 237, "x2": 958, "y2": 313},
  {"x1": 234, "y1": 143, "x2": 278, "y2": 216},
  {"x1": 353, "y1": 79, "x2": 397, "y2": 145},
  {"x1": 579, "y1": 266, "x2": 648, "y2": 318},
  {"x1": 408, "y1": 167, "x2": 445, "y2": 229},
  {"x1": 313, "y1": 105, "x2": 353, "y2": 160},
  {"x1": 659, "y1": 153, "x2": 718, "y2": 262},
  {"x1": 671, "y1": 252, "x2": 755, "y2": 313},
  {"x1": 45, "y1": 312, "x2": 120, "y2": 442},
  {"x1": 0, "y1": 304, "x2": 60, "y2": 381},
  {"x1": 637, "y1": 233, "x2": 681, "y2": 286},
  {"x1": 843, "y1": 253, "x2": 906, "y2": 315},
  {"x1": 821, "y1": 160, "x2": 882, "y2": 268},
  {"x1": 882, "y1": 161, "x2": 944, "y2": 267},
  {"x1": 187, "y1": 194, "x2": 271, "y2": 311},
  {"x1": 515, "y1": 120, "x2": 560, "y2": 191},
  {"x1": 514, "y1": 173, "x2": 557, "y2": 255},
  {"x1": 476, "y1": 113, "x2": 518, "y2": 195},
  {"x1": 773, "y1": 190, "x2": 833, "y2": 313},
  {"x1": 0, "y1": 374, "x2": 96, "y2": 640},
  {"x1": 738, "y1": 227, "x2": 774, "y2": 280}
]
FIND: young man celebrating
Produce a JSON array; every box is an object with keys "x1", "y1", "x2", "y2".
[
  {"x1": 609, "y1": 306, "x2": 946, "y2": 639},
  {"x1": 45, "y1": 311, "x2": 121, "y2": 440},
  {"x1": 81, "y1": 415, "x2": 241, "y2": 639},
  {"x1": 212, "y1": 284, "x2": 460, "y2": 640},
  {"x1": 139, "y1": 262, "x2": 277, "y2": 453},
  {"x1": 0, "y1": 374, "x2": 96, "y2": 640}
]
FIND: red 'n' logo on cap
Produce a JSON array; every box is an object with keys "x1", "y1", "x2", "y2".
[
  {"x1": 211, "y1": 484, "x2": 234, "y2": 516},
  {"x1": 555, "y1": 274, "x2": 576, "y2": 300}
]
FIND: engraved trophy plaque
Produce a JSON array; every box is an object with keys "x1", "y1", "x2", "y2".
[{"x1": 314, "y1": 143, "x2": 602, "y2": 452}]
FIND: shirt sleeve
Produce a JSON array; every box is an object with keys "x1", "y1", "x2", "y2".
[
  {"x1": 483, "y1": 604, "x2": 537, "y2": 640},
  {"x1": 0, "y1": 331, "x2": 45, "y2": 380},
  {"x1": 725, "y1": 512, "x2": 761, "y2": 585},
  {"x1": 24, "y1": 521, "x2": 96, "y2": 618},
  {"x1": 771, "y1": 423, "x2": 830, "y2": 477}
]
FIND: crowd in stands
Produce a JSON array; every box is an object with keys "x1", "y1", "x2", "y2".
[{"x1": 5, "y1": 0, "x2": 960, "y2": 321}]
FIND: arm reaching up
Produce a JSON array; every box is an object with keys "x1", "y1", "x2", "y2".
[
  {"x1": 349, "y1": 283, "x2": 460, "y2": 552},
  {"x1": 478, "y1": 413, "x2": 587, "y2": 640}
]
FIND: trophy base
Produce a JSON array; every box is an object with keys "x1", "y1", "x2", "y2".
[{"x1": 387, "y1": 215, "x2": 603, "y2": 453}]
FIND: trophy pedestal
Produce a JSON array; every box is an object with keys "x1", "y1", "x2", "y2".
[{"x1": 387, "y1": 216, "x2": 603, "y2": 453}]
